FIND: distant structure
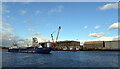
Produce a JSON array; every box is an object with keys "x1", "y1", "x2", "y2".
[
  {"x1": 39, "y1": 40, "x2": 119, "y2": 50},
  {"x1": 32, "y1": 37, "x2": 39, "y2": 47},
  {"x1": 84, "y1": 41, "x2": 103, "y2": 49},
  {"x1": 84, "y1": 41, "x2": 120, "y2": 50},
  {"x1": 103, "y1": 41, "x2": 120, "y2": 49},
  {"x1": 56, "y1": 41, "x2": 80, "y2": 49},
  {"x1": 39, "y1": 42, "x2": 51, "y2": 48},
  {"x1": 39, "y1": 40, "x2": 81, "y2": 50}
]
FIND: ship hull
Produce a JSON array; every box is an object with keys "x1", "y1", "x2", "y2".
[{"x1": 8, "y1": 47, "x2": 52, "y2": 54}]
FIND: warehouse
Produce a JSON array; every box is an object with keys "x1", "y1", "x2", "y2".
[
  {"x1": 83, "y1": 41, "x2": 104, "y2": 49},
  {"x1": 83, "y1": 41, "x2": 120, "y2": 50},
  {"x1": 53, "y1": 40, "x2": 80, "y2": 49},
  {"x1": 104, "y1": 41, "x2": 120, "y2": 49},
  {"x1": 56, "y1": 41, "x2": 80, "y2": 46}
]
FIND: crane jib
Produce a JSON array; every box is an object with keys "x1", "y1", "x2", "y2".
[{"x1": 51, "y1": 26, "x2": 61, "y2": 48}]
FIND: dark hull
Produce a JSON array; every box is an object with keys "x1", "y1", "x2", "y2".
[{"x1": 8, "y1": 47, "x2": 52, "y2": 54}]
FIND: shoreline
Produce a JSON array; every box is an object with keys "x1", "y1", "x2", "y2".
[{"x1": 1, "y1": 48, "x2": 120, "y2": 51}]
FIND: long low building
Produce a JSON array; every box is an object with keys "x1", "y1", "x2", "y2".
[
  {"x1": 104, "y1": 41, "x2": 120, "y2": 49},
  {"x1": 39, "y1": 40, "x2": 81, "y2": 50},
  {"x1": 55, "y1": 40, "x2": 80, "y2": 49},
  {"x1": 56, "y1": 41, "x2": 80, "y2": 46},
  {"x1": 84, "y1": 41, "x2": 104, "y2": 49},
  {"x1": 84, "y1": 41, "x2": 120, "y2": 49}
]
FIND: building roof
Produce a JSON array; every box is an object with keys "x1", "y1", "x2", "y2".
[
  {"x1": 84, "y1": 41, "x2": 103, "y2": 44},
  {"x1": 57, "y1": 40, "x2": 80, "y2": 43}
]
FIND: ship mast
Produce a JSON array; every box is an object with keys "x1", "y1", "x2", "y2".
[{"x1": 32, "y1": 37, "x2": 38, "y2": 48}]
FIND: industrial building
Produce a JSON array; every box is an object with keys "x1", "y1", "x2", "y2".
[
  {"x1": 55, "y1": 41, "x2": 80, "y2": 49},
  {"x1": 39, "y1": 40, "x2": 81, "y2": 50},
  {"x1": 39, "y1": 40, "x2": 119, "y2": 50},
  {"x1": 56, "y1": 41, "x2": 80, "y2": 46},
  {"x1": 84, "y1": 41, "x2": 120, "y2": 50},
  {"x1": 84, "y1": 41, "x2": 104, "y2": 49},
  {"x1": 39, "y1": 40, "x2": 82, "y2": 49},
  {"x1": 103, "y1": 41, "x2": 120, "y2": 49},
  {"x1": 39, "y1": 42, "x2": 51, "y2": 48}
]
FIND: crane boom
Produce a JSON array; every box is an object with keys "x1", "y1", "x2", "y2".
[{"x1": 55, "y1": 26, "x2": 61, "y2": 44}]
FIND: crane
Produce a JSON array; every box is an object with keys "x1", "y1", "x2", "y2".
[
  {"x1": 51, "y1": 26, "x2": 61, "y2": 48},
  {"x1": 55, "y1": 26, "x2": 61, "y2": 44}
]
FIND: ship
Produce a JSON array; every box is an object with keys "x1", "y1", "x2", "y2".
[
  {"x1": 8, "y1": 37, "x2": 52, "y2": 54},
  {"x1": 8, "y1": 26, "x2": 61, "y2": 53}
]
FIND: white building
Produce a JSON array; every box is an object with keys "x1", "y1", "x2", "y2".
[{"x1": 104, "y1": 41, "x2": 120, "y2": 49}]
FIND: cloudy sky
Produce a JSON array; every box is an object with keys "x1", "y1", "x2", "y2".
[{"x1": 0, "y1": 2, "x2": 119, "y2": 46}]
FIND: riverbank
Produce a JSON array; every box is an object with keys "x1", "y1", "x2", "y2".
[
  {"x1": 0, "y1": 47, "x2": 9, "y2": 49},
  {"x1": 52, "y1": 49, "x2": 120, "y2": 51}
]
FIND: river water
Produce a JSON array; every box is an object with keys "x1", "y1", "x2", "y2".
[{"x1": 2, "y1": 49, "x2": 120, "y2": 67}]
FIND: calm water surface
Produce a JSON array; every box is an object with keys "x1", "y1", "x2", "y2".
[{"x1": 2, "y1": 49, "x2": 119, "y2": 67}]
